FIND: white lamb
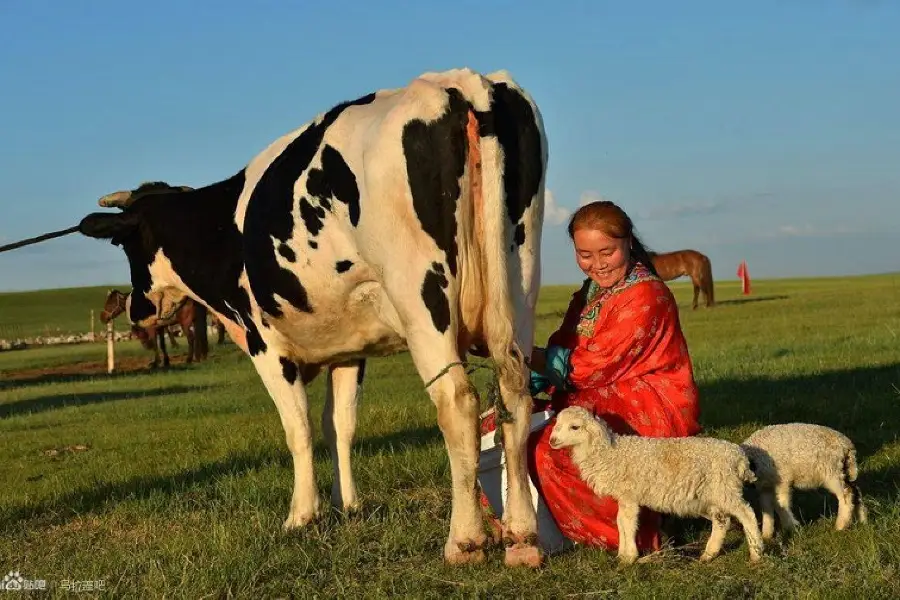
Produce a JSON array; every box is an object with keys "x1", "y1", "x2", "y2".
[
  {"x1": 550, "y1": 406, "x2": 763, "y2": 564},
  {"x1": 740, "y1": 423, "x2": 867, "y2": 540}
]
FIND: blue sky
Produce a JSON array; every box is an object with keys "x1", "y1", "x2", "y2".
[{"x1": 1, "y1": 0, "x2": 898, "y2": 292}]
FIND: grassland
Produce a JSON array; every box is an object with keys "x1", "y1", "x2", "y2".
[
  {"x1": 0, "y1": 285, "x2": 127, "y2": 340},
  {"x1": 1, "y1": 274, "x2": 899, "y2": 598}
]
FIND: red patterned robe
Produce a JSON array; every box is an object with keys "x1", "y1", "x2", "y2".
[{"x1": 481, "y1": 262, "x2": 701, "y2": 551}]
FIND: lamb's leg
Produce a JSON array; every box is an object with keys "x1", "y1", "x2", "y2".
[
  {"x1": 850, "y1": 481, "x2": 868, "y2": 524},
  {"x1": 731, "y1": 501, "x2": 764, "y2": 563},
  {"x1": 758, "y1": 487, "x2": 777, "y2": 541},
  {"x1": 774, "y1": 484, "x2": 799, "y2": 533},
  {"x1": 825, "y1": 477, "x2": 855, "y2": 531},
  {"x1": 700, "y1": 512, "x2": 731, "y2": 562},
  {"x1": 616, "y1": 501, "x2": 641, "y2": 565}
]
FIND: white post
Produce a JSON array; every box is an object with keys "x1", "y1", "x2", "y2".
[{"x1": 106, "y1": 320, "x2": 115, "y2": 374}]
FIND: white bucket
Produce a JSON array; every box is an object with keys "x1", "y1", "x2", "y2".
[{"x1": 477, "y1": 409, "x2": 574, "y2": 555}]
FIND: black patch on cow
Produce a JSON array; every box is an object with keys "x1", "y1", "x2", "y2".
[
  {"x1": 356, "y1": 359, "x2": 367, "y2": 385},
  {"x1": 280, "y1": 356, "x2": 299, "y2": 385},
  {"x1": 335, "y1": 260, "x2": 353, "y2": 273},
  {"x1": 319, "y1": 196, "x2": 332, "y2": 211},
  {"x1": 514, "y1": 222, "x2": 526, "y2": 246},
  {"x1": 233, "y1": 286, "x2": 267, "y2": 356},
  {"x1": 307, "y1": 145, "x2": 361, "y2": 226},
  {"x1": 299, "y1": 197, "x2": 326, "y2": 237},
  {"x1": 99, "y1": 170, "x2": 277, "y2": 356},
  {"x1": 79, "y1": 171, "x2": 287, "y2": 358},
  {"x1": 403, "y1": 88, "x2": 469, "y2": 277},
  {"x1": 421, "y1": 262, "x2": 451, "y2": 333},
  {"x1": 243, "y1": 92, "x2": 377, "y2": 317},
  {"x1": 474, "y1": 110, "x2": 495, "y2": 137},
  {"x1": 309, "y1": 240, "x2": 318, "y2": 249},
  {"x1": 278, "y1": 243, "x2": 296, "y2": 262},
  {"x1": 487, "y1": 83, "x2": 542, "y2": 226}
]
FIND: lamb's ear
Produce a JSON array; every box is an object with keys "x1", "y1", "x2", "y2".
[{"x1": 79, "y1": 212, "x2": 141, "y2": 245}]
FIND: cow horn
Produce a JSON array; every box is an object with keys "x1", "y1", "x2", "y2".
[{"x1": 98, "y1": 190, "x2": 134, "y2": 208}]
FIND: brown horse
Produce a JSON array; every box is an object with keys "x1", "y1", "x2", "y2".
[
  {"x1": 649, "y1": 249, "x2": 715, "y2": 309},
  {"x1": 100, "y1": 289, "x2": 203, "y2": 368}
]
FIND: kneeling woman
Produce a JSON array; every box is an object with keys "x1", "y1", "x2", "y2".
[{"x1": 481, "y1": 200, "x2": 702, "y2": 551}]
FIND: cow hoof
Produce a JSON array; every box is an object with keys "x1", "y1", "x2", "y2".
[
  {"x1": 331, "y1": 499, "x2": 361, "y2": 516},
  {"x1": 444, "y1": 540, "x2": 486, "y2": 565},
  {"x1": 504, "y1": 543, "x2": 543, "y2": 568},
  {"x1": 282, "y1": 511, "x2": 319, "y2": 530}
]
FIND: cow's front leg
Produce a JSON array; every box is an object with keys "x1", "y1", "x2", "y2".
[
  {"x1": 251, "y1": 348, "x2": 320, "y2": 529},
  {"x1": 322, "y1": 360, "x2": 365, "y2": 513}
]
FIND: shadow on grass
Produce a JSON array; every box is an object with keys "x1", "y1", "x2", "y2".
[
  {"x1": 714, "y1": 294, "x2": 790, "y2": 306},
  {"x1": 700, "y1": 363, "x2": 900, "y2": 458},
  {"x1": 0, "y1": 363, "x2": 197, "y2": 391},
  {"x1": 2, "y1": 364, "x2": 897, "y2": 532},
  {"x1": 0, "y1": 384, "x2": 213, "y2": 419},
  {"x1": 0, "y1": 423, "x2": 446, "y2": 530},
  {"x1": 699, "y1": 363, "x2": 900, "y2": 528}
]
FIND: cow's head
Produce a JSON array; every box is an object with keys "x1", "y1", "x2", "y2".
[{"x1": 79, "y1": 182, "x2": 193, "y2": 328}]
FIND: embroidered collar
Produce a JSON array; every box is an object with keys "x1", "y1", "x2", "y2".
[{"x1": 575, "y1": 262, "x2": 659, "y2": 337}]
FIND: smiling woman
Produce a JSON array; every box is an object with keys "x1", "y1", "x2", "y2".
[{"x1": 482, "y1": 199, "x2": 701, "y2": 557}]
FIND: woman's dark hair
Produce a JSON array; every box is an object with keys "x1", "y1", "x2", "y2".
[{"x1": 567, "y1": 200, "x2": 659, "y2": 277}]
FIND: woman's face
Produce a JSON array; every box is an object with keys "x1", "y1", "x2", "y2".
[{"x1": 572, "y1": 228, "x2": 631, "y2": 288}]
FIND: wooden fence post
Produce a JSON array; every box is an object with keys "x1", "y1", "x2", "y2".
[
  {"x1": 106, "y1": 320, "x2": 115, "y2": 374},
  {"x1": 90, "y1": 309, "x2": 96, "y2": 342}
]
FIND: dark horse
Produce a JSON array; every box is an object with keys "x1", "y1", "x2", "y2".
[
  {"x1": 649, "y1": 249, "x2": 715, "y2": 309},
  {"x1": 100, "y1": 289, "x2": 212, "y2": 368}
]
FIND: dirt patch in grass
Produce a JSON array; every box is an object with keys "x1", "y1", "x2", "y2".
[{"x1": 1, "y1": 355, "x2": 192, "y2": 382}]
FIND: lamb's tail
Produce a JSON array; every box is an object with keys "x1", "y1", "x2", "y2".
[
  {"x1": 843, "y1": 448, "x2": 867, "y2": 523},
  {"x1": 843, "y1": 448, "x2": 859, "y2": 483}
]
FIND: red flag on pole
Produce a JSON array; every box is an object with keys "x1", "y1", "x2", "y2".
[{"x1": 737, "y1": 260, "x2": 751, "y2": 295}]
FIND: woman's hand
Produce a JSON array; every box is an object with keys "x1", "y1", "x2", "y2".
[
  {"x1": 528, "y1": 347, "x2": 547, "y2": 373},
  {"x1": 545, "y1": 345, "x2": 574, "y2": 392}
]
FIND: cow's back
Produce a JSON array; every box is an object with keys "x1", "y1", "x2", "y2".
[{"x1": 233, "y1": 69, "x2": 547, "y2": 367}]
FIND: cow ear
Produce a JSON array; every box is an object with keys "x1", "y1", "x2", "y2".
[{"x1": 78, "y1": 212, "x2": 141, "y2": 245}]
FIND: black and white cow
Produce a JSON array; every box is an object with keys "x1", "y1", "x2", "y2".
[{"x1": 78, "y1": 68, "x2": 548, "y2": 567}]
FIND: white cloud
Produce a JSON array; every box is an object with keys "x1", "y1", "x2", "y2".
[
  {"x1": 578, "y1": 190, "x2": 609, "y2": 207},
  {"x1": 543, "y1": 190, "x2": 572, "y2": 226}
]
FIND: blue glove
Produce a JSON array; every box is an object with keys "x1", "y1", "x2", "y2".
[
  {"x1": 529, "y1": 369, "x2": 551, "y2": 396},
  {"x1": 545, "y1": 345, "x2": 573, "y2": 391}
]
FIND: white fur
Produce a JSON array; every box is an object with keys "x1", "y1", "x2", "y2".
[
  {"x1": 550, "y1": 407, "x2": 764, "y2": 564},
  {"x1": 741, "y1": 423, "x2": 867, "y2": 540}
]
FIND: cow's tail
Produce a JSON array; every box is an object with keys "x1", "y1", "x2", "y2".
[{"x1": 478, "y1": 74, "x2": 548, "y2": 394}]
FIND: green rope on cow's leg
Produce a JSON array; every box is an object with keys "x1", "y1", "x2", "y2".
[
  {"x1": 424, "y1": 361, "x2": 467, "y2": 390},
  {"x1": 488, "y1": 367, "x2": 514, "y2": 448}
]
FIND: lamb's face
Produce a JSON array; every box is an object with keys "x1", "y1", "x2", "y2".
[{"x1": 549, "y1": 407, "x2": 595, "y2": 449}]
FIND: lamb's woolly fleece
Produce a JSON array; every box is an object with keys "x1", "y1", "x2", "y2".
[
  {"x1": 741, "y1": 423, "x2": 866, "y2": 539},
  {"x1": 550, "y1": 406, "x2": 764, "y2": 563}
]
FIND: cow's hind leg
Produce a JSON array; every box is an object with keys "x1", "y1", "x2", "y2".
[
  {"x1": 395, "y1": 321, "x2": 486, "y2": 564},
  {"x1": 250, "y1": 345, "x2": 320, "y2": 529},
  {"x1": 322, "y1": 360, "x2": 364, "y2": 514},
  {"x1": 496, "y1": 360, "x2": 540, "y2": 567}
]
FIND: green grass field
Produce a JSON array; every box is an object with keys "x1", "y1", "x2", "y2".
[{"x1": 1, "y1": 274, "x2": 899, "y2": 598}]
